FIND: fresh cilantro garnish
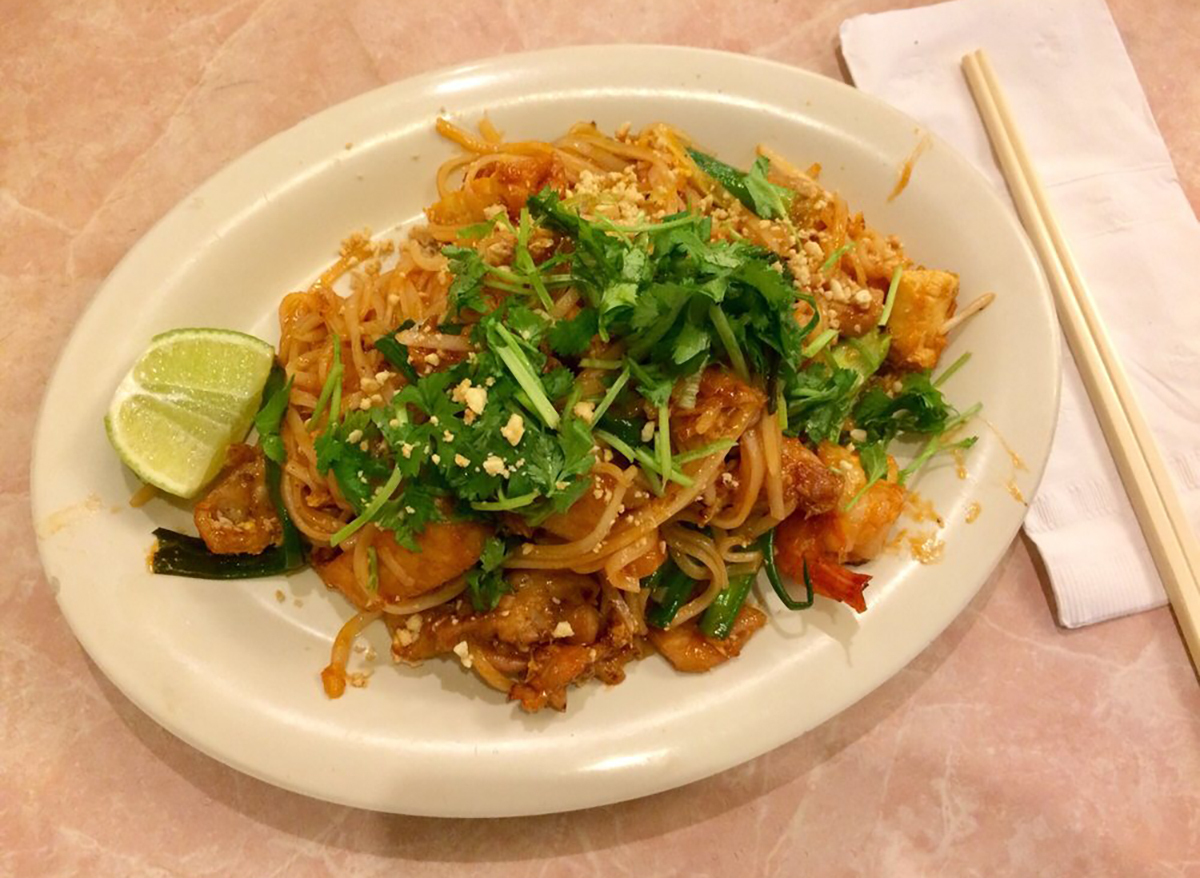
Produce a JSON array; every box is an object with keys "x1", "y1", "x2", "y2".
[
  {"x1": 547, "y1": 307, "x2": 598, "y2": 357},
  {"x1": 687, "y1": 149, "x2": 795, "y2": 220},
  {"x1": 845, "y1": 441, "x2": 888, "y2": 511},
  {"x1": 254, "y1": 365, "x2": 292, "y2": 465},
  {"x1": 464, "y1": 536, "x2": 514, "y2": 612}
]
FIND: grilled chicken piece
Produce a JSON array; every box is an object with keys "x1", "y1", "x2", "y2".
[
  {"x1": 194, "y1": 444, "x2": 281, "y2": 555},
  {"x1": 392, "y1": 571, "x2": 602, "y2": 661}
]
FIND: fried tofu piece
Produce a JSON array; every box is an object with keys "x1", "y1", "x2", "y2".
[{"x1": 886, "y1": 268, "x2": 959, "y2": 371}]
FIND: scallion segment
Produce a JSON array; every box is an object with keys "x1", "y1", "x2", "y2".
[
  {"x1": 759, "y1": 529, "x2": 814, "y2": 610},
  {"x1": 698, "y1": 574, "x2": 756, "y2": 639},
  {"x1": 646, "y1": 561, "x2": 697, "y2": 629},
  {"x1": 151, "y1": 528, "x2": 303, "y2": 579}
]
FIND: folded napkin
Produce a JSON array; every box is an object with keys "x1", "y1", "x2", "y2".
[{"x1": 840, "y1": 0, "x2": 1200, "y2": 627}]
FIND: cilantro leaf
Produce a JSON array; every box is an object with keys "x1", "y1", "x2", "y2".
[
  {"x1": 464, "y1": 536, "x2": 512, "y2": 612},
  {"x1": 845, "y1": 442, "x2": 888, "y2": 511},
  {"x1": 375, "y1": 481, "x2": 444, "y2": 551},
  {"x1": 254, "y1": 365, "x2": 291, "y2": 465},
  {"x1": 687, "y1": 149, "x2": 794, "y2": 220},
  {"x1": 853, "y1": 371, "x2": 953, "y2": 445},
  {"x1": 547, "y1": 308, "x2": 598, "y2": 358},
  {"x1": 672, "y1": 322, "x2": 711, "y2": 365},
  {"x1": 784, "y1": 362, "x2": 860, "y2": 444},
  {"x1": 744, "y1": 156, "x2": 794, "y2": 221},
  {"x1": 443, "y1": 245, "x2": 489, "y2": 315}
]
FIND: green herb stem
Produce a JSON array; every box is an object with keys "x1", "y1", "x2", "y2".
[
  {"x1": 590, "y1": 367, "x2": 630, "y2": 425},
  {"x1": 801, "y1": 328, "x2": 838, "y2": 359},
  {"x1": 708, "y1": 305, "x2": 749, "y2": 382},
  {"x1": 492, "y1": 324, "x2": 561, "y2": 429},
  {"x1": 330, "y1": 465, "x2": 403, "y2": 547},
  {"x1": 878, "y1": 265, "x2": 903, "y2": 327},
  {"x1": 934, "y1": 351, "x2": 971, "y2": 387},
  {"x1": 821, "y1": 242, "x2": 855, "y2": 274},
  {"x1": 470, "y1": 491, "x2": 540, "y2": 512}
]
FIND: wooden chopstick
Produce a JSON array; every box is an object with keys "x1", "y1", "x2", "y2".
[{"x1": 962, "y1": 49, "x2": 1200, "y2": 666}]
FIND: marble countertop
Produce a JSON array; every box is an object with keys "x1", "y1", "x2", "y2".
[{"x1": 4, "y1": 1, "x2": 1198, "y2": 875}]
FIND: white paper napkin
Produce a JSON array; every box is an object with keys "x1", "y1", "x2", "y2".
[{"x1": 840, "y1": 0, "x2": 1200, "y2": 627}]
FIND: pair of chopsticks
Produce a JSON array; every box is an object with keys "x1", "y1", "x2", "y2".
[{"x1": 962, "y1": 50, "x2": 1200, "y2": 668}]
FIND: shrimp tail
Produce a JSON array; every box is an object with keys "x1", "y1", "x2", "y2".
[{"x1": 807, "y1": 556, "x2": 871, "y2": 613}]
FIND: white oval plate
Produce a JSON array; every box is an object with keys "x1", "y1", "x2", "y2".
[{"x1": 32, "y1": 46, "x2": 1059, "y2": 817}]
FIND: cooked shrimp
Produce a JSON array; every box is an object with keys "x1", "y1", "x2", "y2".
[
  {"x1": 773, "y1": 442, "x2": 905, "y2": 612},
  {"x1": 315, "y1": 520, "x2": 490, "y2": 609}
]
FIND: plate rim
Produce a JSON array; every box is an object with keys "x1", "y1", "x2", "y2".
[{"x1": 31, "y1": 44, "x2": 1061, "y2": 816}]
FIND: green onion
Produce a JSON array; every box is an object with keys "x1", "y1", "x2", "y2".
[
  {"x1": 470, "y1": 491, "x2": 540, "y2": 512},
  {"x1": 151, "y1": 528, "x2": 304, "y2": 579},
  {"x1": 307, "y1": 332, "x2": 343, "y2": 431},
  {"x1": 265, "y1": 454, "x2": 306, "y2": 571},
  {"x1": 579, "y1": 358, "x2": 623, "y2": 370},
  {"x1": 590, "y1": 367, "x2": 630, "y2": 425},
  {"x1": 820, "y1": 242, "x2": 855, "y2": 274},
  {"x1": 759, "y1": 529, "x2": 814, "y2": 610},
  {"x1": 699, "y1": 574, "x2": 756, "y2": 639},
  {"x1": 708, "y1": 305, "x2": 749, "y2": 382},
  {"x1": 492, "y1": 324, "x2": 560, "y2": 429},
  {"x1": 367, "y1": 547, "x2": 379, "y2": 593},
  {"x1": 801, "y1": 328, "x2": 838, "y2": 359},
  {"x1": 675, "y1": 369, "x2": 703, "y2": 410},
  {"x1": 878, "y1": 265, "x2": 903, "y2": 327},
  {"x1": 330, "y1": 464, "x2": 403, "y2": 547},
  {"x1": 646, "y1": 560, "x2": 697, "y2": 628},
  {"x1": 934, "y1": 351, "x2": 971, "y2": 387}
]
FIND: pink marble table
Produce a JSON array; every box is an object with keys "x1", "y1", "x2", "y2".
[{"x1": 4, "y1": 1, "x2": 1198, "y2": 875}]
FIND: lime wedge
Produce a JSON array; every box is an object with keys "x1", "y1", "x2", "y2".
[{"x1": 105, "y1": 328, "x2": 276, "y2": 498}]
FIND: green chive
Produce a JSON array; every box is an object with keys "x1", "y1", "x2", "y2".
[{"x1": 580, "y1": 358, "x2": 624, "y2": 370}]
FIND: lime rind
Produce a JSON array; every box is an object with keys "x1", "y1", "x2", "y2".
[{"x1": 105, "y1": 328, "x2": 276, "y2": 498}]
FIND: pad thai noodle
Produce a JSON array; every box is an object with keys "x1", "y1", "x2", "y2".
[{"x1": 154, "y1": 118, "x2": 986, "y2": 711}]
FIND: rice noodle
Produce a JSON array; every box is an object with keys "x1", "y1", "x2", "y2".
[
  {"x1": 760, "y1": 410, "x2": 787, "y2": 521},
  {"x1": 321, "y1": 610, "x2": 381, "y2": 698},
  {"x1": 395, "y1": 328, "x2": 475, "y2": 352},
  {"x1": 380, "y1": 577, "x2": 468, "y2": 615}
]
